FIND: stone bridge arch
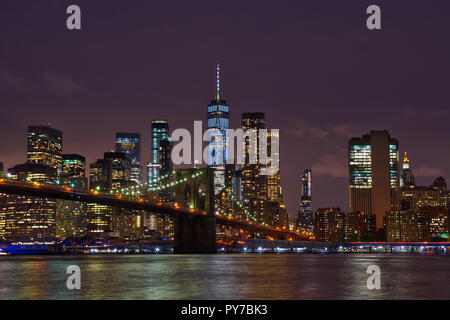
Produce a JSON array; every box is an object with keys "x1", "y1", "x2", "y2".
[{"x1": 174, "y1": 168, "x2": 216, "y2": 253}]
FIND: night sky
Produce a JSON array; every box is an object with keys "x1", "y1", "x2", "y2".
[{"x1": 1, "y1": 1, "x2": 449, "y2": 214}]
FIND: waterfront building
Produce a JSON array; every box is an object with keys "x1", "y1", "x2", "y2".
[
  {"x1": 2, "y1": 163, "x2": 57, "y2": 241},
  {"x1": 115, "y1": 133, "x2": 142, "y2": 184},
  {"x1": 386, "y1": 207, "x2": 449, "y2": 242},
  {"x1": 314, "y1": 208, "x2": 376, "y2": 242},
  {"x1": 0, "y1": 163, "x2": 4, "y2": 239},
  {"x1": 296, "y1": 169, "x2": 313, "y2": 231},
  {"x1": 348, "y1": 130, "x2": 400, "y2": 230},
  {"x1": 314, "y1": 208, "x2": 342, "y2": 242},
  {"x1": 385, "y1": 210, "x2": 419, "y2": 242}
]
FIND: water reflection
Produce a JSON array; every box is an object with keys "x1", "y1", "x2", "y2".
[{"x1": 0, "y1": 254, "x2": 449, "y2": 299}]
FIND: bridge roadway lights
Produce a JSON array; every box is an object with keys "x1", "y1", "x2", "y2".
[{"x1": 174, "y1": 213, "x2": 217, "y2": 254}]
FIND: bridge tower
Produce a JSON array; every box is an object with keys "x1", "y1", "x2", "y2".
[{"x1": 174, "y1": 168, "x2": 216, "y2": 253}]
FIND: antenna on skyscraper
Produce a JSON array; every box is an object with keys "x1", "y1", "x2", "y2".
[{"x1": 216, "y1": 60, "x2": 220, "y2": 101}]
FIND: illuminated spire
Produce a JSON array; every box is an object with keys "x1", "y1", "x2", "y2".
[
  {"x1": 404, "y1": 152, "x2": 409, "y2": 163},
  {"x1": 216, "y1": 61, "x2": 220, "y2": 101}
]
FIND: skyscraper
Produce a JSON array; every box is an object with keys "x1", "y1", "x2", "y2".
[
  {"x1": 89, "y1": 159, "x2": 112, "y2": 191},
  {"x1": 296, "y1": 169, "x2": 313, "y2": 231},
  {"x1": 102, "y1": 152, "x2": 142, "y2": 238},
  {"x1": 241, "y1": 112, "x2": 266, "y2": 222},
  {"x1": 348, "y1": 130, "x2": 399, "y2": 230},
  {"x1": 0, "y1": 125, "x2": 63, "y2": 242},
  {"x1": 148, "y1": 120, "x2": 170, "y2": 190},
  {"x1": 400, "y1": 152, "x2": 415, "y2": 188},
  {"x1": 61, "y1": 154, "x2": 88, "y2": 189},
  {"x1": 115, "y1": 133, "x2": 142, "y2": 185},
  {"x1": 88, "y1": 158, "x2": 113, "y2": 235},
  {"x1": 207, "y1": 62, "x2": 230, "y2": 195},
  {"x1": 157, "y1": 137, "x2": 173, "y2": 203},
  {"x1": 57, "y1": 154, "x2": 88, "y2": 239},
  {"x1": 27, "y1": 125, "x2": 63, "y2": 175},
  {"x1": 104, "y1": 152, "x2": 132, "y2": 191},
  {"x1": 266, "y1": 130, "x2": 282, "y2": 203}
]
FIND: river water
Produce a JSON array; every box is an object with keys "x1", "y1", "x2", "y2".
[{"x1": 0, "y1": 254, "x2": 449, "y2": 300}]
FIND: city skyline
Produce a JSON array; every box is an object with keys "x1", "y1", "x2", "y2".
[{"x1": 1, "y1": 1, "x2": 449, "y2": 215}]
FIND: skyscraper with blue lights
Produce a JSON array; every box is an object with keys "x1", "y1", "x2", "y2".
[
  {"x1": 207, "y1": 62, "x2": 230, "y2": 195},
  {"x1": 148, "y1": 120, "x2": 170, "y2": 190}
]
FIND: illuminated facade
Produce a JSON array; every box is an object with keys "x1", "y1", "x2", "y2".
[
  {"x1": 314, "y1": 208, "x2": 376, "y2": 242},
  {"x1": 0, "y1": 125, "x2": 63, "y2": 242},
  {"x1": 400, "y1": 152, "x2": 415, "y2": 188},
  {"x1": 296, "y1": 169, "x2": 313, "y2": 231},
  {"x1": 88, "y1": 158, "x2": 113, "y2": 235},
  {"x1": 57, "y1": 154, "x2": 88, "y2": 239},
  {"x1": 3, "y1": 164, "x2": 58, "y2": 241},
  {"x1": 262, "y1": 201, "x2": 288, "y2": 228},
  {"x1": 148, "y1": 120, "x2": 170, "y2": 189},
  {"x1": 115, "y1": 133, "x2": 142, "y2": 184},
  {"x1": 401, "y1": 186, "x2": 442, "y2": 210},
  {"x1": 27, "y1": 125, "x2": 63, "y2": 176},
  {"x1": 89, "y1": 159, "x2": 112, "y2": 191},
  {"x1": 88, "y1": 152, "x2": 141, "y2": 238},
  {"x1": 104, "y1": 152, "x2": 132, "y2": 191},
  {"x1": 157, "y1": 138, "x2": 173, "y2": 203},
  {"x1": 241, "y1": 112, "x2": 266, "y2": 222},
  {"x1": 0, "y1": 162, "x2": 4, "y2": 239},
  {"x1": 386, "y1": 207, "x2": 449, "y2": 242},
  {"x1": 349, "y1": 130, "x2": 399, "y2": 230},
  {"x1": 207, "y1": 62, "x2": 230, "y2": 195},
  {"x1": 266, "y1": 130, "x2": 282, "y2": 203},
  {"x1": 61, "y1": 154, "x2": 87, "y2": 189}
]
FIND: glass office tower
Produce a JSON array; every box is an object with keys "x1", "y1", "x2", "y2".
[
  {"x1": 27, "y1": 125, "x2": 63, "y2": 176},
  {"x1": 148, "y1": 120, "x2": 170, "y2": 190},
  {"x1": 349, "y1": 130, "x2": 399, "y2": 230},
  {"x1": 115, "y1": 133, "x2": 142, "y2": 185},
  {"x1": 207, "y1": 62, "x2": 229, "y2": 195},
  {"x1": 57, "y1": 154, "x2": 88, "y2": 239}
]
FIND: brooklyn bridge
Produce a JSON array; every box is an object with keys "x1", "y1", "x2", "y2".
[{"x1": 0, "y1": 168, "x2": 312, "y2": 253}]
